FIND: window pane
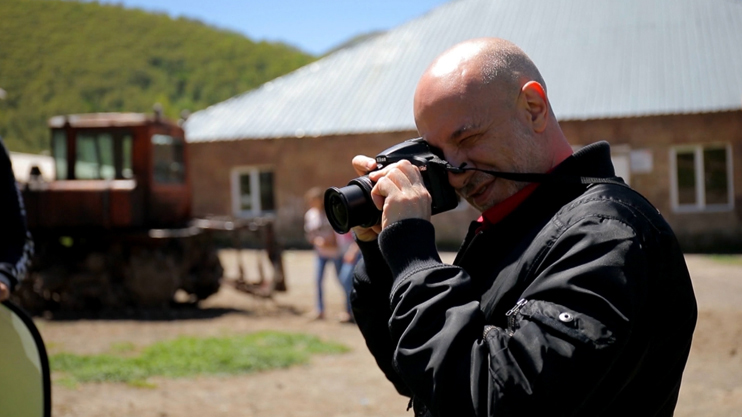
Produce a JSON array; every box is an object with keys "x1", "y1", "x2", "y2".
[
  {"x1": 76, "y1": 134, "x2": 97, "y2": 179},
  {"x1": 239, "y1": 173, "x2": 252, "y2": 211},
  {"x1": 76, "y1": 134, "x2": 98, "y2": 179},
  {"x1": 75, "y1": 133, "x2": 114, "y2": 180},
  {"x1": 152, "y1": 134, "x2": 185, "y2": 183},
  {"x1": 52, "y1": 129, "x2": 67, "y2": 180},
  {"x1": 121, "y1": 134, "x2": 133, "y2": 179},
  {"x1": 704, "y1": 148, "x2": 729, "y2": 205},
  {"x1": 98, "y1": 133, "x2": 115, "y2": 180},
  {"x1": 259, "y1": 171, "x2": 275, "y2": 211},
  {"x1": 676, "y1": 152, "x2": 696, "y2": 205}
]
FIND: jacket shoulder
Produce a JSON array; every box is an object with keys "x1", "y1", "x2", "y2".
[{"x1": 552, "y1": 183, "x2": 671, "y2": 239}]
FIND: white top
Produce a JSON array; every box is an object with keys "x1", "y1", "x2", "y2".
[{"x1": 304, "y1": 207, "x2": 340, "y2": 258}]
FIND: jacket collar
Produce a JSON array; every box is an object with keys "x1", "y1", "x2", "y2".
[{"x1": 552, "y1": 141, "x2": 615, "y2": 178}]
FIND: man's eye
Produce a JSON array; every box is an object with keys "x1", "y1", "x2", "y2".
[{"x1": 459, "y1": 135, "x2": 477, "y2": 146}]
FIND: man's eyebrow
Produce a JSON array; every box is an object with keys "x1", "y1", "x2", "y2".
[{"x1": 450, "y1": 123, "x2": 479, "y2": 141}]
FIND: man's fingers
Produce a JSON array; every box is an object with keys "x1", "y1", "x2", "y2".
[
  {"x1": 352, "y1": 155, "x2": 377, "y2": 176},
  {"x1": 387, "y1": 166, "x2": 416, "y2": 190},
  {"x1": 370, "y1": 161, "x2": 432, "y2": 228},
  {"x1": 353, "y1": 159, "x2": 432, "y2": 229},
  {"x1": 0, "y1": 282, "x2": 9, "y2": 302},
  {"x1": 369, "y1": 160, "x2": 419, "y2": 182},
  {"x1": 371, "y1": 175, "x2": 392, "y2": 210},
  {"x1": 370, "y1": 161, "x2": 426, "y2": 204}
]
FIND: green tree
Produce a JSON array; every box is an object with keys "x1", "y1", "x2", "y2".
[{"x1": 0, "y1": 0, "x2": 316, "y2": 153}]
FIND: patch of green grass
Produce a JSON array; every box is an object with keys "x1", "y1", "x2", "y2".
[
  {"x1": 53, "y1": 376, "x2": 79, "y2": 390},
  {"x1": 109, "y1": 341, "x2": 137, "y2": 355},
  {"x1": 708, "y1": 255, "x2": 742, "y2": 265},
  {"x1": 50, "y1": 331, "x2": 348, "y2": 387}
]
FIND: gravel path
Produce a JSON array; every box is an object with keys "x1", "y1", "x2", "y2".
[{"x1": 36, "y1": 250, "x2": 742, "y2": 417}]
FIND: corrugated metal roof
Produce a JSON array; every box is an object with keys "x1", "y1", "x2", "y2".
[{"x1": 185, "y1": 0, "x2": 742, "y2": 142}]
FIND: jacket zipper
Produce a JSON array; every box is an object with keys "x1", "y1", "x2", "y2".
[{"x1": 505, "y1": 298, "x2": 528, "y2": 335}]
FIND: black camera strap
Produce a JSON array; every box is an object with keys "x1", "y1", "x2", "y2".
[{"x1": 443, "y1": 163, "x2": 628, "y2": 188}]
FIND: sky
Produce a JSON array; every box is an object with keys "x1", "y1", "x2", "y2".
[{"x1": 94, "y1": 0, "x2": 452, "y2": 56}]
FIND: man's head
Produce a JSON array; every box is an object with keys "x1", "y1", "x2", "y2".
[{"x1": 414, "y1": 38, "x2": 573, "y2": 212}]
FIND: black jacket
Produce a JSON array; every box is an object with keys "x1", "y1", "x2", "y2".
[
  {"x1": 351, "y1": 142, "x2": 697, "y2": 417},
  {"x1": 0, "y1": 138, "x2": 33, "y2": 292}
]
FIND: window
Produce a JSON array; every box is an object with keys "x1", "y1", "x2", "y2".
[
  {"x1": 76, "y1": 132, "x2": 115, "y2": 180},
  {"x1": 152, "y1": 134, "x2": 185, "y2": 183},
  {"x1": 64, "y1": 130, "x2": 133, "y2": 180},
  {"x1": 231, "y1": 167, "x2": 275, "y2": 217},
  {"x1": 121, "y1": 134, "x2": 133, "y2": 179},
  {"x1": 52, "y1": 129, "x2": 67, "y2": 180},
  {"x1": 670, "y1": 144, "x2": 733, "y2": 212}
]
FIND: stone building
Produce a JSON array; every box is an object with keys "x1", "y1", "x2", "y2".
[{"x1": 185, "y1": 0, "x2": 742, "y2": 251}]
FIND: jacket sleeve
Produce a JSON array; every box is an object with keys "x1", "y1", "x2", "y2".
[
  {"x1": 379, "y1": 217, "x2": 645, "y2": 416},
  {"x1": 0, "y1": 139, "x2": 33, "y2": 291},
  {"x1": 350, "y1": 237, "x2": 412, "y2": 397}
]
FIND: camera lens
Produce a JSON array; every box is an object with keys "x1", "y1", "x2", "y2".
[
  {"x1": 328, "y1": 192, "x2": 349, "y2": 229},
  {"x1": 324, "y1": 176, "x2": 380, "y2": 234}
]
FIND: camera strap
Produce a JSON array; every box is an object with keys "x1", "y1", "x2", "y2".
[{"x1": 444, "y1": 163, "x2": 629, "y2": 188}]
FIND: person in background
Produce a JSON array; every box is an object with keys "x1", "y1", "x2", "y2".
[
  {"x1": 336, "y1": 233, "x2": 360, "y2": 323},
  {"x1": 304, "y1": 187, "x2": 342, "y2": 320},
  {"x1": 0, "y1": 137, "x2": 34, "y2": 302}
]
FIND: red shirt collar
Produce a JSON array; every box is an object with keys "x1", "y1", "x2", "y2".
[{"x1": 476, "y1": 182, "x2": 540, "y2": 231}]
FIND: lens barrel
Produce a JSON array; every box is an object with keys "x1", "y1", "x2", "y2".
[{"x1": 324, "y1": 176, "x2": 380, "y2": 234}]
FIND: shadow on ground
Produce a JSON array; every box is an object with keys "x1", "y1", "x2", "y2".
[{"x1": 36, "y1": 301, "x2": 304, "y2": 322}]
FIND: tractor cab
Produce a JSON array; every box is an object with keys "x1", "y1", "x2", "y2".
[{"x1": 24, "y1": 112, "x2": 191, "y2": 230}]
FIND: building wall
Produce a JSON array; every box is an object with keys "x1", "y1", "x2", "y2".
[
  {"x1": 189, "y1": 131, "x2": 477, "y2": 247},
  {"x1": 190, "y1": 110, "x2": 741, "y2": 252},
  {"x1": 561, "y1": 111, "x2": 742, "y2": 252}
]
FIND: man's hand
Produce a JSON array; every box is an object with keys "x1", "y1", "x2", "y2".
[
  {"x1": 351, "y1": 155, "x2": 383, "y2": 241},
  {"x1": 369, "y1": 159, "x2": 432, "y2": 226},
  {"x1": 350, "y1": 155, "x2": 432, "y2": 241},
  {"x1": 0, "y1": 282, "x2": 10, "y2": 302}
]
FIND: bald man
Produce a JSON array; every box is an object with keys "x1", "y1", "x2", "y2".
[{"x1": 349, "y1": 38, "x2": 696, "y2": 416}]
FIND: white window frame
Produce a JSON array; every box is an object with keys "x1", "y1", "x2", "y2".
[
  {"x1": 610, "y1": 144, "x2": 631, "y2": 186},
  {"x1": 669, "y1": 143, "x2": 734, "y2": 213},
  {"x1": 231, "y1": 166, "x2": 276, "y2": 218}
]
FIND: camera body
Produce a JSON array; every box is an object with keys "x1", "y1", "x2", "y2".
[{"x1": 324, "y1": 138, "x2": 459, "y2": 234}]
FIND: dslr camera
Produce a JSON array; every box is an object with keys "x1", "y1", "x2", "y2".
[{"x1": 324, "y1": 138, "x2": 459, "y2": 234}]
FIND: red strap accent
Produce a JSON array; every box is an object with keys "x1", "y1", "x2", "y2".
[{"x1": 476, "y1": 182, "x2": 540, "y2": 232}]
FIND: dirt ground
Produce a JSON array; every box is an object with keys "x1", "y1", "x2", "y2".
[{"x1": 36, "y1": 250, "x2": 742, "y2": 417}]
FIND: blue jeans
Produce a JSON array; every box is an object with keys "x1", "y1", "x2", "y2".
[
  {"x1": 315, "y1": 255, "x2": 343, "y2": 314},
  {"x1": 338, "y1": 252, "x2": 361, "y2": 315}
]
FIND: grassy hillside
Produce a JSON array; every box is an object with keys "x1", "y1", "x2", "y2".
[{"x1": 0, "y1": 0, "x2": 316, "y2": 153}]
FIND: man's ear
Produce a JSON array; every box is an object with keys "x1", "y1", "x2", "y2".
[{"x1": 521, "y1": 81, "x2": 548, "y2": 133}]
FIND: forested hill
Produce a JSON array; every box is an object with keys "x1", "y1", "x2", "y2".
[{"x1": 0, "y1": 0, "x2": 316, "y2": 153}]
